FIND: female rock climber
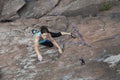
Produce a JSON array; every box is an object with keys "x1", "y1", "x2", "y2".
[{"x1": 34, "y1": 26, "x2": 73, "y2": 61}]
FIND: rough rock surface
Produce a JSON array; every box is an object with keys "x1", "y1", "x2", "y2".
[
  {"x1": 0, "y1": 0, "x2": 119, "y2": 19},
  {"x1": 18, "y1": 0, "x2": 59, "y2": 18},
  {"x1": 0, "y1": 0, "x2": 4, "y2": 15},
  {"x1": 48, "y1": 0, "x2": 118, "y2": 16},
  {"x1": 0, "y1": 1, "x2": 120, "y2": 80},
  {"x1": 0, "y1": 0, "x2": 25, "y2": 20},
  {"x1": 38, "y1": 16, "x2": 68, "y2": 32}
]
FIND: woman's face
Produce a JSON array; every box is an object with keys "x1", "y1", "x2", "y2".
[{"x1": 42, "y1": 33, "x2": 49, "y2": 39}]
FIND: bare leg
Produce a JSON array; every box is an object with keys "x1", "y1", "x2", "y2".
[{"x1": 61, "y1": 32, "x2": 71, "y2": 36}]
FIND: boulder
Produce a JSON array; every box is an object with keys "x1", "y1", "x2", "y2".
[
  {"x1": 18, "y1": 0, "x2": 59, "y2": 18},
  {"x1": 48, "y1": 0, "x2": 118, "y2": 17},
  {"x1": 0, "y1": 0, "x2": 25, "y2": 20}
]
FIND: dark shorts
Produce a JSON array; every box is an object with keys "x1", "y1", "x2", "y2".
[
  {"x1": 40, "y1": 32, "x2": 62, "y2": 47},
  {"x1": 50, "y1": 32, "x2": 62, "y2": 37}
]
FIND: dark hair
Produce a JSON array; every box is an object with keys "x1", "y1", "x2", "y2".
[{"x1": 40, "y1": 26, "x2": 50, "y2": 34}]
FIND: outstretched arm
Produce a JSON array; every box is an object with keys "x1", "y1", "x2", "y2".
[
  {"x1": 34, "y1": 35, "x2": 43, "y2": 61},
  {"x1": 48, "y1": 34, "x2": 63, "y2": 54}
]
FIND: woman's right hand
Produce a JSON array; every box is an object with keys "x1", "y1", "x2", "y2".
[
  {"x1": 38, "y1": 55, "x2": 43, "y2": 61},
  {"x1": 58, "y1": 48, "x2": 63, "y2": 54}
]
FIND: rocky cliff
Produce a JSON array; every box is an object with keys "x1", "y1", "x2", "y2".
[{"x1": 0, "y1": 0, "x2": 120, "y2": 80}]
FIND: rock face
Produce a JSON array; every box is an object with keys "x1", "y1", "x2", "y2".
[
  {"x1": 0, "y1": 0, "x2": 119, "y2": 19},
  {"x1": 48, "y1": 0, "x2": 118, "y2": 16},
  {"x1": 38, "y1": 16, "x2": 68, "y2": 31},
  {"x1": 0, "y1": 0, "x2": 4, "y2": 15},
  {"x1": 18, "y1": 0, "x2": 59, "y2": 18},
  {"x1": 0, "y1": 0, "x2": 25, "y2": 20},
  {"x1": 0, "y1": 6, "x2": 120, "y2": 80},
  {"x1": 0, "y1": 0, "x2": 120, "y2": 80},
  {"x1": 18, "y1": 0, "x2": 119, "y2": 18}
]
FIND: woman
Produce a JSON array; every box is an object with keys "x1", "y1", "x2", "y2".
[{"x1": 34, "y1": 26, "x2": 72, "y2": 61}]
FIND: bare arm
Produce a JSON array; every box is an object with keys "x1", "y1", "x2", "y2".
[
  {"x1": 48, "y1": 34, "x2": 63, "y2": 54},
  {"x1": 34, "y1": 35, "x2": 43, "y2": 61}
]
